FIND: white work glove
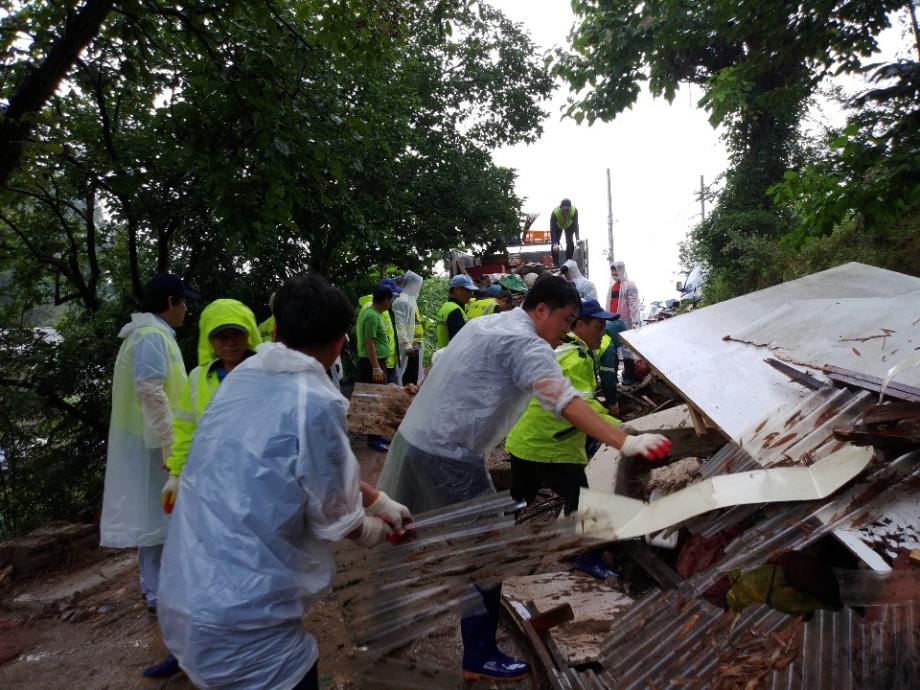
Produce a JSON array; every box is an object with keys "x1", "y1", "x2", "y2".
[
  {"x1": 161, "y1": 475, "x2": 179, "y2": 514},
  {"x1": 372, "y1": 367, "x2": 386, "y2": 384},
  {"x1": 402, "y1": 343, "x2": 416, "y2": 355},
  {"x1": 621, "y1": 433, "x2": 672, "y2": 461},
  {"x1": 355, "y1": 515, "x2": 390, "y2": 548},
  {"x1": 366, "y1": 491, "x2": 412, "y2": 531}
]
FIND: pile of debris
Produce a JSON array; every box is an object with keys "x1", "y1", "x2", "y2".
[{"x1": 333, "y1": 262, "x2": 920, "y2": 689}]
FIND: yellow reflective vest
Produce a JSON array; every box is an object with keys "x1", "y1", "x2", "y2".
[
  {"x1": 165, "y1": 299, "x2": 261, "y2": 476},
  {"x1": 436, "y1": 300, "x2": 467, "y2": 348},
  {"x1": 466, "y1": 298, "x2": 499, "y2": 319},
  {"x1": 504, "y1": 334, "x2": 619, "y2": 464},
  {"x1": 552, "y1": 205, "x2": 578, "y2": 230},
  {"x1": 257, "y1": 315, "x2": 274, "y2": 343}
]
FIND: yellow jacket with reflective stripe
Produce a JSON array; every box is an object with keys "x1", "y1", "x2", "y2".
[
  {"x1": 504, "y1": 333, "x2": 619, "y2": 464},
  {"x1": 165, "y1": 299, "x2": 261, "y2": 476}
]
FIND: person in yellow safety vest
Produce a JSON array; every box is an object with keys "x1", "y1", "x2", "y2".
[
  {"x1": 436, "y1": 274, "x2": 478, "y2": 347},
  {"x1": 100, "y1": 273, "x2": 197, "y2": 619},
  {"x1": 550, "y1": 198, "x2": 579, "y2": 266},
  {"x1": 358, "y1": 277, "x2": 399, "y2": 374},
  {"x1": 504, "y1": 298, "x2": 620, "y2": 517},
  {"x1": 466, "y1": 285, "x2": 513, "y2": 319},
  {"x1": 161, "y1": 299, "x2": 261, "y2": 512}
]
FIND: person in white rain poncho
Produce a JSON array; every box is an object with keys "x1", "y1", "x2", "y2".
[
  {"x1": 609, "y1": 261, "x2": 642, "y2": 383},
  {"x1": 377, "y1": 275, "x2": 671, "y2": 683},
  {"x1": 100, "y1": 273, "x2": 198, "y2": 613},
  {"x1": 157, "y1": 273, "x2": 411, "y2": 690},
  {"x1": 392, "y1": 270, "x2": 425, "y2": 385},
  {"x1": 561, "y1": 258, "x2": 597, "y2": 301}
]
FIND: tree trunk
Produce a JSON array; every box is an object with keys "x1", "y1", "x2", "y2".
[{"x1": 0, "y1": 0, "x2": 114, "y2": 186}]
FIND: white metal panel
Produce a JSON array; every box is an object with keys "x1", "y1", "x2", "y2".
[{"x1": 623, "y1": 263, "x2": 920, "y2": 440}]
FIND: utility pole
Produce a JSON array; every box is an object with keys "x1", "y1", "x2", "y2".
[
  {"x1": 606, "y1": 167, "x2": 614, "y2": 262},
  {"x1": 699, "y1": 174, "x2": 706, "y2": 221}
]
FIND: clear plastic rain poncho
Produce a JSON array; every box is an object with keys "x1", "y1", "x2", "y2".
[
  {"x1": 157, "y1": 342, "x2": 365, "y2": 690},
  {"x1": 613, "y1": 261, "x2": 641, "y2": 329},
  {"x1": 562, "y1": 259, "x2": 598, "y2": 301},
  {"x1": 100, "y1": 313, "x2": 187, "y2": 548},
  {"x1": 377, "y1": 308, "x2": 578, "y2": 514},
  {"x1": 392, "y1": 271, "x2": 424, "y2": 385}
]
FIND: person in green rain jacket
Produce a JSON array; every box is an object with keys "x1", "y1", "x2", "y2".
[
  {"x1": 161, "y1": 299, "x2": 261, "y2": 512},
  {"x1": 358, "y1": 279, "x2": 398, "y2": 374},
  {"x1": 504, "y1": 298, "x2": 620, "y2": 515}
]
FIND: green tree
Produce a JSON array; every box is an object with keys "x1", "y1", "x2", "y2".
[
  {"x1": 555, "y1": 0, "x2": 902, "y2": 298},
  {"x1": 0, "y1": 0, "x2": 552, "y2": 534}
]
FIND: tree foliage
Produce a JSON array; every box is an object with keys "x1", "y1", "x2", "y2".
[
  {"x1": 555, "y1": 0, "x2": 906, "y2": 298},
  {"x1": 0, "y1": 0, "x2": 551, "y2": 535}
]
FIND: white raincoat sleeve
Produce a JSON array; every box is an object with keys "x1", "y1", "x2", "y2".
[
  {"x1": 509, "y1": 338, "x2": 579, "y2": 416},
  {"x1": 300, "y1": 396, "x2": 364, "y2": 541},
  {"x1": 624, "y1": 281, "x2": 641, "y2": 328},
  {"x1": 133, "y1": 332, "x2": 175, "y2": 449},
  {"x1": 392, "y1": 298, "x2": 414, "y2": 350}
]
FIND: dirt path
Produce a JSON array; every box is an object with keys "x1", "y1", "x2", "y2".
[{"x1": 0, "y1": 441, "x2": 536, "y2": 690}]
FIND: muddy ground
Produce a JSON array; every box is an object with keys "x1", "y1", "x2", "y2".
[{"x1": 0, "y1": 441, "x2": 538, "y2": 690}]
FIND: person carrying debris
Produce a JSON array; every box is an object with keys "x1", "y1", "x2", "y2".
[
  {"x1": 157, "y1": 273, "x2": 412, "y2": 690},
  {"x1": 610, "y1": 260, "x2": 642, "y2": 384},
  {"x1": 100, "y1": 273, "x2": 198, "y2": 615},
  {"x1": 435, "y1": 273, "x2": 478, "y2": 347},
  {"x1": 505, "y1": 298, "x2": 620, "y2": 516},
  {"x1": 561, "y1": 258, "x2": 597, "y2": 300},
  {"x1": 378, "y1": 274, "x2": 671, "y2": 683},
  {"x1": 392, "y1": 271, "x2": 425, "y2": 386},
  {"x1": 550, "y1": 198, "x2": 579, "y2": 266}
]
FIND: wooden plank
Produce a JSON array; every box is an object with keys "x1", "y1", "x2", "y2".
[
  {"x1": 823, "y1": 364, "x2": 920, "y2": 402},
  {"x1": 502, "y1": 571, "x2": 634, "y2": 665},
  {"x1": 346, "y1": 383, "x2": 413, "y2": 437}
]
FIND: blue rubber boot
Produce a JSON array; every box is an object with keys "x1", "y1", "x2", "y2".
[
  {"x1": 142, "y1": 653, "x2": 180, "y2": 678},
  {"x1": 573, "y1": 550, "x2": 617, "y2": 580},
  {"x1": 461, "y1": 586, "x2": 529, "y2": 682}
]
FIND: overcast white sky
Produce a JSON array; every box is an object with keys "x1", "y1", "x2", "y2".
[{"x1": 489, "y1": 1, "x2": 914, "y2": 306}]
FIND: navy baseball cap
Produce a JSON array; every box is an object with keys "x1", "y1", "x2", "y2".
[
  {"x1": 449, "y1": 275, "x2": 479, "y2": 292},
  {"x1": 378, "y1": 277, "x2": 401, "y2": 294},
  {"x1": 579, "y1": 298, "x2": 616, "y2": 320},
  {"x1": 145, "y1": 273, "x2": 200, "y2": 302},
  {"x1": 560, "y1": 198, "x2": 572, "y2": 208}
]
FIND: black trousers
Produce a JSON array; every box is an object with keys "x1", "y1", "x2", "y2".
[
  {"x1": 292, "y1": 662, "x2": 318, "y2": 690},
  {"x1": 400, "y1": 349, "x2": 420, "y2": 385},
  {"x1": 550, "y1": 226, "x2": 577, "y2": 265},
  {"x1": 357, "y1": 356, "x2": 389, "y2": 383},
  {"x1": 509, "y1": 454, "x2": 588, "y2": 516}
]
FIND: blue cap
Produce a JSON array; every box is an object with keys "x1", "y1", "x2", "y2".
[
  {"x1": 449, "y1": 275, "x2": 479, "y2": 292},
  {"x1": 482, "y1": 284, "x2": 502, "y2": 297},
  {"x1": 579, "y1": 298, "x2": 616, "y2": 320},
  {"x1": 378, "y1": 277, "x2": 401, "y2": 294}
]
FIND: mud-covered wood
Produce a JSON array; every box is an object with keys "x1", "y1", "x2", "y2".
[{"x1": 346, "y1": 383, "x2": 413, "y2": 437}]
